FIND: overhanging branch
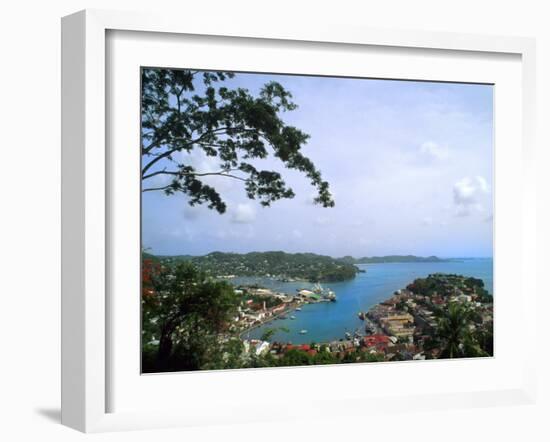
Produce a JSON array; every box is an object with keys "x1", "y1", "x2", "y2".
[{"x1": 141, "y1": 169, "x2": 248, "y2": 192}]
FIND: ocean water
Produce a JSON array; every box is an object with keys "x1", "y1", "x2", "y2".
[{"x1": 238, "y1": 258, "x2": 493, "y2": 344}]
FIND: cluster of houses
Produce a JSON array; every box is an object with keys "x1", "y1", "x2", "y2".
[
  {"x1": 238, "y1": 274, "x2": 493, "y2": 363},
  {"x1": 242, "y1": 334, "x2": 427, "y2": 362},
  {"x1": 363, "y1": 274, "x2": 493, "y2": 359},
  {"x1": 231, "y1": 287, "x2": 297, "y2": 331},
  {"x1": 231, "y1": 284, "x2": 336, "y2": 332}
]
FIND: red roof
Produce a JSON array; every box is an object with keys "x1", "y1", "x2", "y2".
[
  {"x1": 284, "y1": 344, "x2": 311, "y2": 353},
  {"x1": 363, "y1": 335, "x2": 390, "y2": 347}
]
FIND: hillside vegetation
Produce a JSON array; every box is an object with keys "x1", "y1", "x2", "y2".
[{"x1": 159, "y1": 251, "x2": 359, "y2": 282}]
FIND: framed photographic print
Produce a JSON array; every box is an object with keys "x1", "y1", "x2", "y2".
[
  {"x1": 139, "y1": 68, "x2": 495, "y2": 373},
  {"x1": 61, "y1": 9, "x2": 537, "y2": 432}
]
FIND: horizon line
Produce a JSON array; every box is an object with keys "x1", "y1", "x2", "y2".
[{"x1": 145, "y1": 250, "x2": 493, "y2": 260}]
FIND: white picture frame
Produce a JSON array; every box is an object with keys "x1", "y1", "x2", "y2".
[{"x1": 61, "y1": 9, "x2": 538, "y2": 433}]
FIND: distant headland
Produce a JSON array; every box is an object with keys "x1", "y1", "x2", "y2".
[
  {"x1": 143, "y1": 251, "x2": 454, "y2": 283},
  {"x1": 337, "y1": 255, "x2": 453, "y2": 264}
]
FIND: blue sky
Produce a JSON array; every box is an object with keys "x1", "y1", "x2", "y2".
[{"x1": 142, "y1": 72, "x2": 493, "y2": 258}]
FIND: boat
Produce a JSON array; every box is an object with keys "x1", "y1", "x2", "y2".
[
  {"x1": 295, "y1": 307, "x2": 302, "y2": 311},
  {"x1": 311, "y1": 283, "x2": 337, "y2": 302},
  {"x1": 312, "y1": 283, "x2": 324, "y2": 294},
  {"x1": 358, "y1": 312, "x2": 365, "y2": 320},
  {"x1": 290, "y1": 315, "x2": 296, "y2": 320},
  {"x1": 345, "y1": 332, "x2": 352, "y2": 339},
  {"x1": 299, "y1": 329, "x2": 308, "y2": 335}
]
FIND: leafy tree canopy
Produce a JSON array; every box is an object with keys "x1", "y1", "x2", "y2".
[
  {"x1": 436, "y1": 302, "x2": 487, "y2": 359},
  {"x1": 142, "y1": 260, "x2": 241, "y2": 371},
  {"x1": 141, "y1": 68, "x2": 335, "y2": 213}
]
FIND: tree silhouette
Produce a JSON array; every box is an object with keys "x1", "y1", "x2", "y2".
[{"x1": 141, "y1": 68, "x2": 335, "y2": 213}]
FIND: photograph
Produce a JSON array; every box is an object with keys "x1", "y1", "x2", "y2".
[{"x1": 140, "y1": 67, "x2": 494, "y2": 373}]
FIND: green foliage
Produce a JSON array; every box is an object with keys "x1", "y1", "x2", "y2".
[
  {"x1": 260, "y1": 328, "x2": 277, "y2": 342},
  {"x1": 278, "y1": 349, "x2": 313, "y2": 367},
  {"x1": 477, "y1": 289, "x2": 493, "y2": 304},
  {"x1": 407, "y1": 273, "x2": 491, "y2": 300},
  {"x1": 312, "y1": 349, "x2": 340, "y2": 365},
  {"x1": 141, "y1": 68, "x2": 334, "y2": 213},
  {"x1": 141, "y1": 261, "x2": 241, "y2": 372},
  {"x1": 473, "y1": 322, "x2": 494, "y2": 356},
  {"x1": 362, "y1": 352, "x2": 385, "y2": 363},
  {"x1": 407, "y1": 275, "x2": 446, "y2": 297},
  {"x1": 183, "y1": 250, "x2": 359, "y2": 282},
  {"x1": 396, "y1": 299, "x2": 409, "y2": 312},
  {"x1": 436, "y1": 302, "x2": 487, "y2": 359}
]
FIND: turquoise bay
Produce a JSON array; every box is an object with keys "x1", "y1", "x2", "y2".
[{"x1": 237, "y1": 258, "x2": 493, "y2": 344}]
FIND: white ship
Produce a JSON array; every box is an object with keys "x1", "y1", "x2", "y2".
[{"x1": 312, "y1": 283, "x2": 337, "y2": 302}]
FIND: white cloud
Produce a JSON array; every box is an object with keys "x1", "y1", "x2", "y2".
[
  {"x1": 453, "y1": 176, "x2": 489, "y2": 217},
  {"x1": 177, "y1": 150, "x2": 237, "y2": 192},
  {"x1": 476, "y1": 176, "x2": 489, "y2": 192},
  {"x1": 419, "y1": 141, "x2": 449, "y2": 161},
  {"x1": 230, "y1": 203, "x2": 256, "y2": 224},
  {"x1": 143, "y1": 77, "x2": 493, "y2": 257}
]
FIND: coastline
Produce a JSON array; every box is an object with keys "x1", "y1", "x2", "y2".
[
  {"x1": 238, "y1": 302, "x2": 300, "y2": 339},
  {"x1": 238, "y1": 272, "x2": 493, "y2": 363},
  {"x1": 240, "y1": 260, "x2": 493, "y2": 345}
]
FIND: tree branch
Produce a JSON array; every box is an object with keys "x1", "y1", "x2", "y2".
[
  {"x1": 142, "y1": 170, "x2": 180, "y2": 180},
  {"x1": 141, "y1": 126, "x2": 264, "y2": 176},
  {"x1": 142, "y1": 185, "x2": 172, "y2": 193},
  {"x1": 142, "y1": 169, "x2": 247, "y2": 184}
]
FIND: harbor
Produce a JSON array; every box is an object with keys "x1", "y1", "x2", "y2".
[
  {"x1": 237, "y1": 282, "x2": 338, "y2": 340},
  {"x1": 239, "y1": 272, "x2": 494, "y2": 363},
  {"x1": 240, "y1": 259, "x2": 493, "y2": 344}
]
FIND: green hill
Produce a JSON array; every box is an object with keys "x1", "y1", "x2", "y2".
[
  {"x1": 351, "y1": 255, "x2": 451, "y2": 264},
  {"x1": 150, "y1": 251, "x2": 360, "y2": 282},
  {"x1": 144, "y1": 252, "x2": 451, "y2": 282}
]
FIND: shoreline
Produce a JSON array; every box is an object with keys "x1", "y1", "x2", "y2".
[
  {"x1": 238, "y1": 303, "x2": 301, "y2": 339},
  {"x1": 234, "y1": 262, "x2": 493, "y2": 345},
  {"x1": 237, "y1": 272, "x2": 493, "y2": 363}
]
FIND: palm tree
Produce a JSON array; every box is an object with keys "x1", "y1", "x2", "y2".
[{"x1": 437, "y1": 302, "x2": 485, "y2": 358}]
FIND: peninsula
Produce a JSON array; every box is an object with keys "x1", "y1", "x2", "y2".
[
  {"x1": 152, "y1": 251, "x2": 360, "y2": 282},
  {"x1": 146, "y1": 251, "x2": 452, "y2": 283}
]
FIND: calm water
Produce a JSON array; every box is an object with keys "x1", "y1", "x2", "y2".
[{"x1": 237, "y1": 259, "x2": 493, "y2": 344}]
